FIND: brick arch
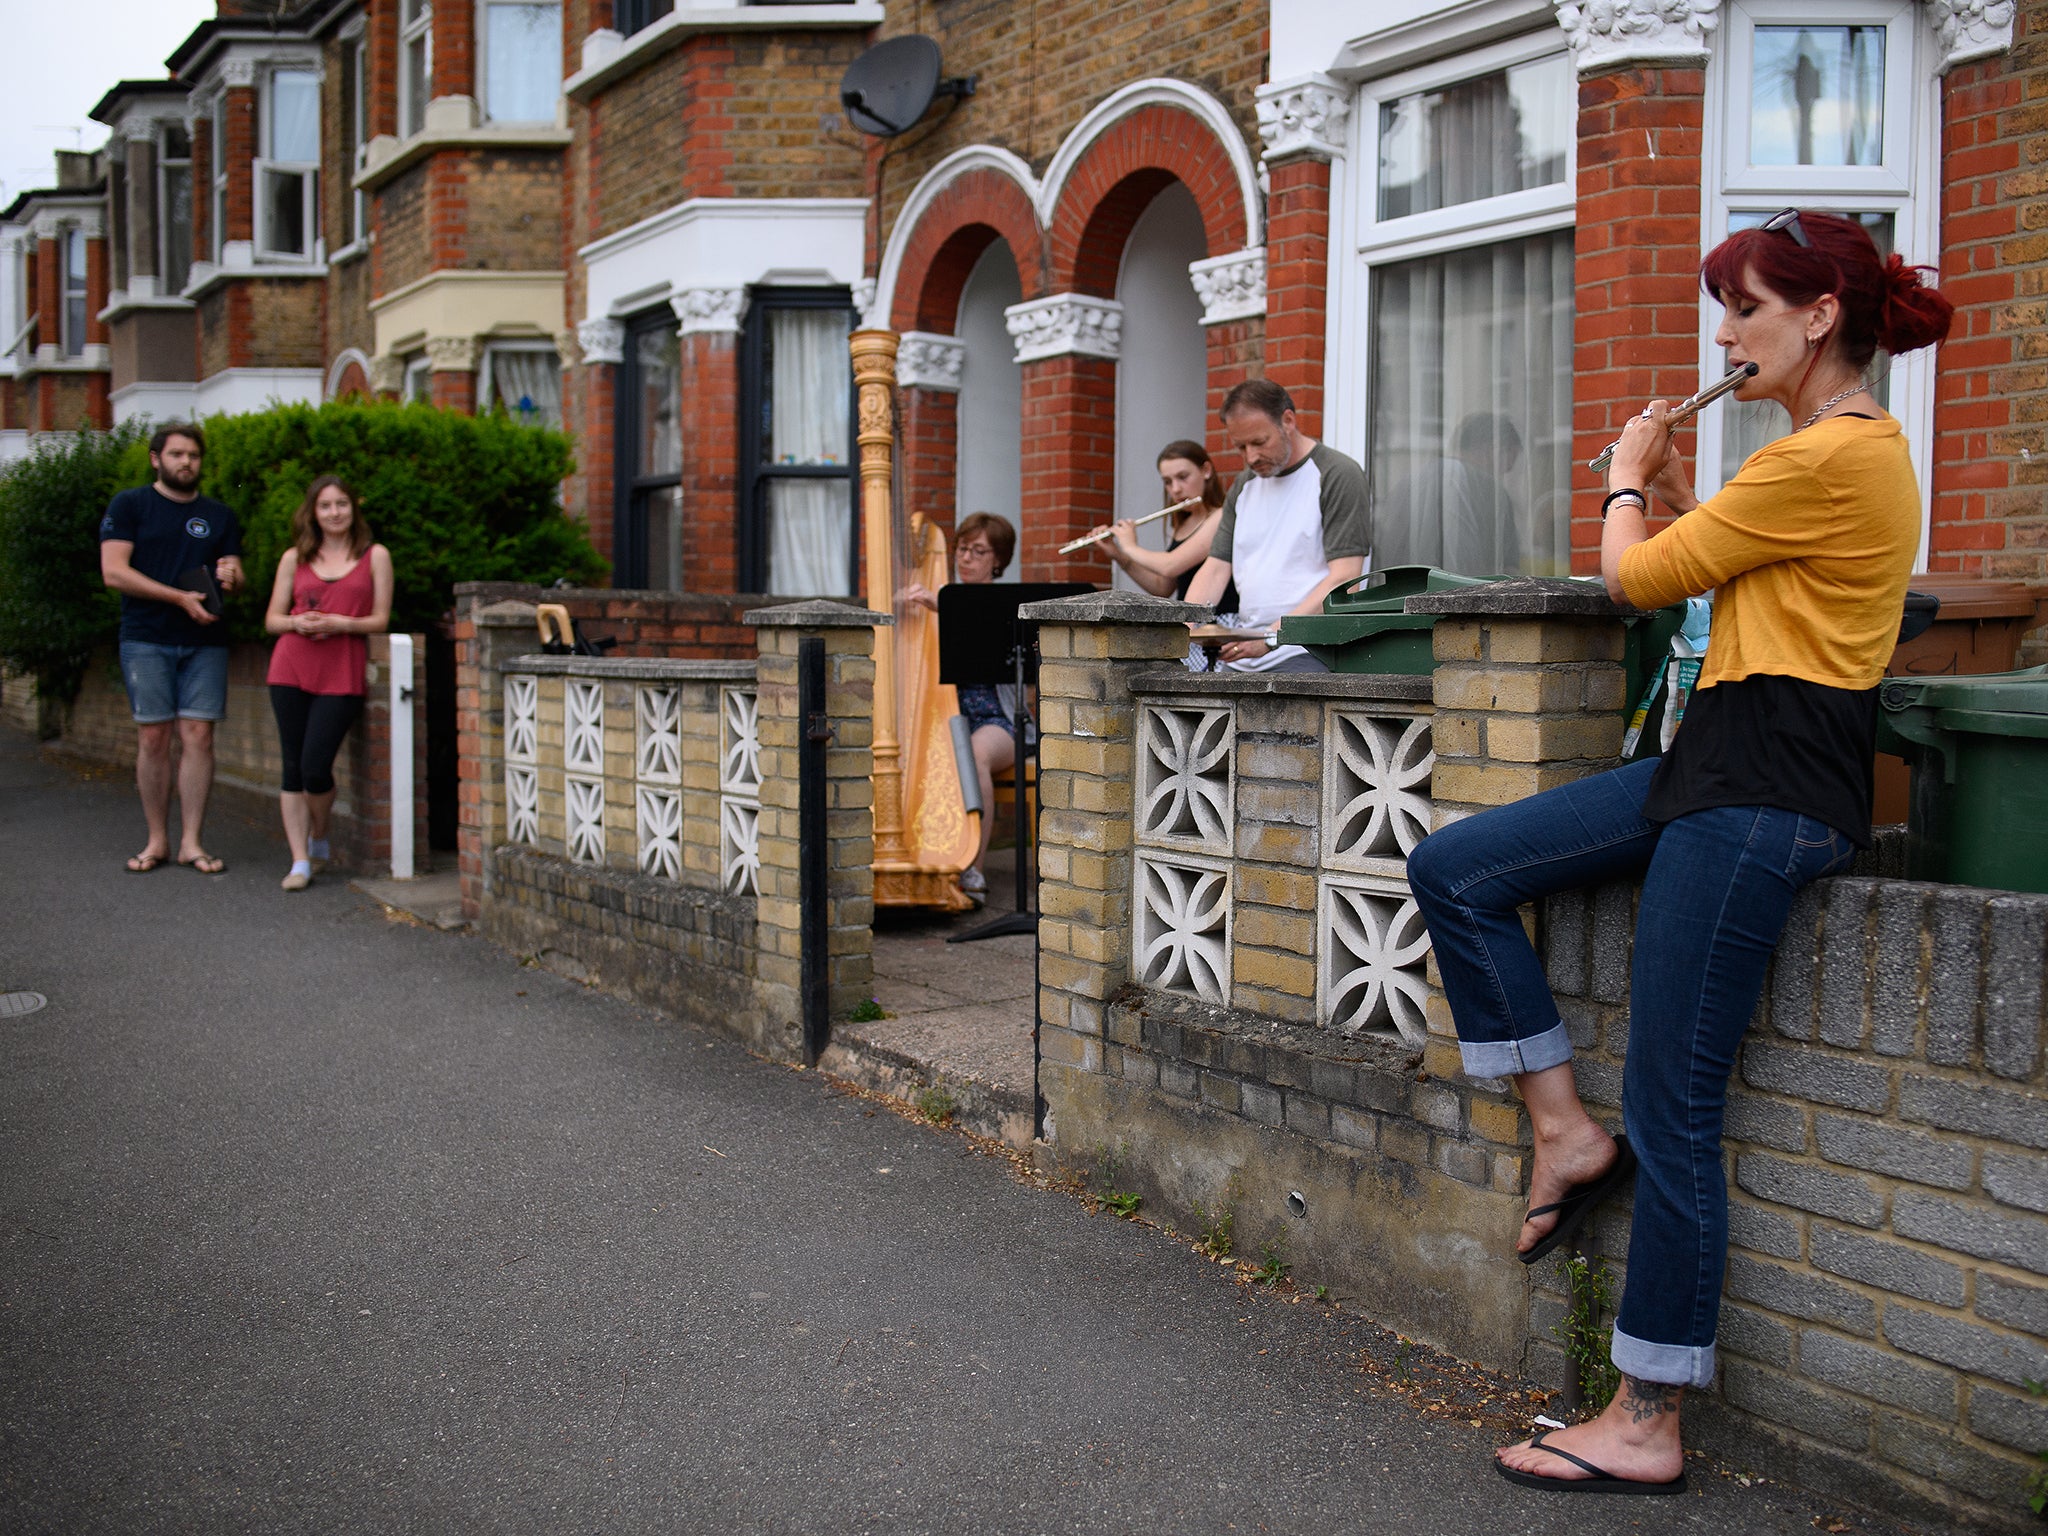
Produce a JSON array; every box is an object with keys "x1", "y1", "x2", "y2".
[
  {"x1": 887, "y1": 167, "x2": 1044, "y2": 334},
  {"x1": 331, "y1": 360, "x2": 370, "y2": 399},
  {"x1": 1047, "y1": 104, "x2": 1249, "y2": 296}
]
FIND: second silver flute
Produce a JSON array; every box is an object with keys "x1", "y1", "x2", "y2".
[{"x1": 1588, "y1": 361, "x2": 1759, "y2": 474}]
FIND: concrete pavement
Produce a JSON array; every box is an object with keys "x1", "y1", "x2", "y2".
[{"x1": 0, "y1": 728, "x2": 1913, "y2": 1534}]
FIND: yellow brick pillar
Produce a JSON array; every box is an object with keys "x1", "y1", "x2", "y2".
[
  {"x1": 746, "y1": 600, "x2": 888, "y2": 1058},
  {"x1": 1406, "y1": 578, "x2": 1632, "y2": 1074},
  {"x1": 1019, "y1": 590, "x2": 1205, "y2": 1131}
]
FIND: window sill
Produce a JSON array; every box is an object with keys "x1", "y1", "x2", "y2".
[
  {"x1": 18, "y1": 344, "x2": 110, "y2": 377},
  {"x1": 100, "y1": 289, "x2": 196, "y2": 324},
  {"x1": 329, "y1": 238, "x2": 371, "y2": 267},
  {"x1": 564, "y1": 7, "x2": 884, "y2": 102},
  {"x1": 356, "y1": 119, "x2": 574, "y2": 192},
  {"x1": 182, "y1": 255, "x2": 329, "y2": 302}
]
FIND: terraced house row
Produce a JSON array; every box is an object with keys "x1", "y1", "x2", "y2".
[{"x1": 2, "y1": 0, "x2": 2043, "y2": 627}]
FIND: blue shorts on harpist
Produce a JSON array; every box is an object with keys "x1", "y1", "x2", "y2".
[{"x1": 119, "y1": 642, "x2": 229, "y2": 724}]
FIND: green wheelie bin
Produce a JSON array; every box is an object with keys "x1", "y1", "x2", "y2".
[{"x1": 1877, "y1": 666, "x2": 2048, "y2": 893}]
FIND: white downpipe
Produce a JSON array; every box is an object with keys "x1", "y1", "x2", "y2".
[{"x1": 388, "y1": 633, "x2": 416, "y2": 881}]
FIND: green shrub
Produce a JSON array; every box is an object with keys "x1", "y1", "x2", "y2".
[
  {"x1": 164, "y1": 398, "x2": 606, "y2": 637},
  {"x1": 0, "y1": 400, "x2": 604, "y2": 715},
  {"x1": 0, "y1": 421, "x2": 147, "y2": 715}
]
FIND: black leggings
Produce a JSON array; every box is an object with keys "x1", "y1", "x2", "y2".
[{"x1": 270, "y1": 686, "x2": 362, "y2": 795}]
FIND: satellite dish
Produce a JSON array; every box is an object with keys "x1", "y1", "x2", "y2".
[{"x1": 840, "y1": 35, "x2": 975, "y2": 138}]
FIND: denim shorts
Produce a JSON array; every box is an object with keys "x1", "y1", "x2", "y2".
[{"x1": 119, "y1": 641, "x2": 230, "y2": 724}]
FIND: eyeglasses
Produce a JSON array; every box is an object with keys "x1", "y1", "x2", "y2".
[{"x1": 1761, "y1": 208, "x2": 1811, "y2": 248}]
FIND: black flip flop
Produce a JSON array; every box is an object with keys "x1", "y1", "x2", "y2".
[
  {"x1": 1493, "y1": 1430, "x2": 1687, "y2": 1495},
  {"x1": 1519, "y1": 1137, "x2": 1637, "y2": 1266}
]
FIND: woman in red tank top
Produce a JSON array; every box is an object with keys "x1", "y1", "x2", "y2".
[{"x1": 263, "y1": 475, "x2": 394, "y2": 890}]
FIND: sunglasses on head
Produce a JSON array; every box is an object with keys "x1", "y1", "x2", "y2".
[{"x1": 1760, "y1": 208, "x2": 1812, "y2": 248}]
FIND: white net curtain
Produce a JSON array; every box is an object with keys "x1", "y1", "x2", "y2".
[{"x1": 762, "y1": 306, "x2": 854, "y2": 596}]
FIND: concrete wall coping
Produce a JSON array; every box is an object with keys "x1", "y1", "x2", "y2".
[
  {"x1": 475, "y1": 600, "x2": 540, "y2": 629},
  {"x1": 500, "y1": 655, "x2": 758, "y2": 682},
  {"x1": 743, "y1": 600, "x2": 892, "y2": 628},
  {"x1": 456, "y1": 582, "x2": 777, "y2": 607},
  {"x1": 1131, "y1": 668, "x2": 1434, "y2": 702},
  {"x1": 1020, "y1": 591, "x2": 1207, "y2": 624},
  {"x1": 1404, "y1": 577, "x2": 1641, "y2": 618}
]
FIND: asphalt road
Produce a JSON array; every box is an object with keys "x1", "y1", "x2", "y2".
[{"x1": 0, "y1": 729, "x2": 1914, "y2": 1535}]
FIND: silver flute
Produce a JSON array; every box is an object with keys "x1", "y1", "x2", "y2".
[{"x1": 1588, "y1": 361, "x2": 1759, "y2": 474}]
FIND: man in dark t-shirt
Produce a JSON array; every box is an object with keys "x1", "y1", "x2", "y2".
[{"x1": 98, "y1": 423, "x2": 244, "y2": 875}]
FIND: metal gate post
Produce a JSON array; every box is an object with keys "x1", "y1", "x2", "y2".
[
  {"x1": 797, "y1": 636, "x2": 832, "y2": 1064},
  {"x1": 388, "y1": 632, "x2": 416, "y2": 880}
]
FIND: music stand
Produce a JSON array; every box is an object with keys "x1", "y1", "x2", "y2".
[{"x1": 939, "y1": 581, "x2": 1092, "y2": 943}]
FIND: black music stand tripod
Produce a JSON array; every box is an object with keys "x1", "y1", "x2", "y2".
[{"x1": 938, "y1": 582, "x2": 1090, "y2": 944}]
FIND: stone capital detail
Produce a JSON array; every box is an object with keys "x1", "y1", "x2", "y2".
[
  {"x1": 1555, "y1": 0, "x2": 1720, "y2": 73},
  {"x1": 219, "y1": 58, "x2": 258, "y2": 89},
  {"x1": 852, "y1": 277, "x2": 878, "y2": 329},
  {"x1": 1004, "y1": 294, "x2": 1123, "y2": 364},
  {"x1": 895, "y1": 331, "x2": 967, "y2": 391},
  {"x1": 368, "y1": 355, "x2": 405, "y2": 395},
  {"x1": 1256, "y1": 74, "x2": 1350, "y2": 165},
  {"x1": 1927, "y1": 0, "x2": 2016, "y2": 71},
  {"x1": 425, "y1": 336, "x2": 481, "y2": 372},
  {"x1": 1187, "y1": 249, "x2": 1266, "y2": 326},
  {"x1": 672, "y1": 287, "x2": 748, "y2": 335},
  {"x1": 576, "y1": 317, "x2": 625, "y2": 365}
]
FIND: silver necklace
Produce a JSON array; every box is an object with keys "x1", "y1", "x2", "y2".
[{"x1": 1798, "y1": 369, "x2": 1886, "y2": 432}]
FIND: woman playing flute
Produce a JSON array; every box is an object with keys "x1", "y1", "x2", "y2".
[
  {"x1": 1407, "y1": 210, "x2": 1953, "y2": 1494},
  {"x1": 1085, "y1": 440, "x2": 1236, "y2": 611}
]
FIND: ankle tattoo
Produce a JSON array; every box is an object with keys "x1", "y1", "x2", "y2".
[{"x1": 1621, "y1": 1375, "x2": 1681, "y2": 1425}]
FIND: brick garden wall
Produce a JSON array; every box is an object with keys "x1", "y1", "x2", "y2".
[{"x1": 1027, "y1": 589, "x2": 2048, "y2": 1533}]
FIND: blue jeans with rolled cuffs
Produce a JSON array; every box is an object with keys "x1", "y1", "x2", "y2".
[{"x1": 1406, "y1": 757, "x2": 1854, "y2": 1387}]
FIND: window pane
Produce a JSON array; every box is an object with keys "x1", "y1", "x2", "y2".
[
  {"x1": 272, "y1": 70, "x2": 320, "y2": 162},
  {"x1": 162, "y1": 164, "x2": 192, "y2": 293},
  {"x1": 487, "y1": 3, "x2": 562, "y2": 122},
  {"x1": 404, "y1": 35, "x2": 430, "y2": 134},
  {"x1": 1369, "y1": 228, "x2": 1575, "y2": 577},
  {"x1": 1378, "y1": 53, "x2": 1570, "y2": 220},
  {"x1": 263, "y1": 168, "x2": 309, "y2": 256},
  {"x1": 1751, "y1": 27, "x2": 1885, "y2": 167},
  {"x1": 765, "y1": 479, "x2": 851, "y2": 595},
  {"x1": 618, "y1": 0, "x2": 674, "y2": 37},
  {"x1": 64, "y1": 230, "x2": 87, "y2": 356},
  {"x1": 762, "y1": 307, "x2": 852, "y2": 466},
  {"x1": 488, "y1": 347, "x2": 562, "y2": 427},
  {"x1": 403, "y1": 0, "x2": 430, "y2": 25},
  {"x1": 1718, "y1": 211, "x2": 1894, "y2": 483},
  {"x1": 162, "y1": 124, "x2": 190, "y2": 162},
  {"x1": 642, "y1": 485, "x2": 683, "y2": 592},
  {"x1": 635, "y1": 327, "x2": 681, "y2": 477}
]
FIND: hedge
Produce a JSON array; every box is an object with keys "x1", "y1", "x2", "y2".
[{"x1": 0, "y1": 400, "x2": 607, "y2": 709}]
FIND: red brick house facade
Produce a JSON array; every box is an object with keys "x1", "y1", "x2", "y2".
[{"x1": 8, "y1": 1, "x2": 2044, "y2": 653}]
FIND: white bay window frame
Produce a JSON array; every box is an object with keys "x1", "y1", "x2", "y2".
[
  {"x1": 1328, "y1": 25, "x2": 1578, "y2": 571},
  {"x1": 255, "y1": 66, "x2": 322, "y2": 264},
  {"x1": 400, "y1": 0, "x2": 434, "y2": 140},
  {"x1": 1697, "y1": 0, "x2": 1940, "y2": 562},
  {"x1": 476, "y1": 0, "x2": 564, "y2": 125}
]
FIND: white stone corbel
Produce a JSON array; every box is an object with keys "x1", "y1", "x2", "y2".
[
  {"x1": 219, "y1": 58, "x2": 258, "y2": 89},
  {"x1": 1555, "y1": 1, "x2": 1720, "y2": 74},
  {"x1": 425, "y1": 335, "x2": 481, "y2": 372},
  {"x1": 1255, "y1": 74, "x2": 1351, "y2": 165},
  {"x1": 896, "y1": 331, "x2": 967, "y2": 390},
  {"x1": 672, "y1": 287, "x2": 748, "y2": 335},
  {"x1": 1003, "y1": 294, "x2": 1123, "y2": 364},
  {"x1": 1187, "y1": 249, "x2": 1266, "y2": 326},
  {"x1": 575, "y1": 316, "x2": 625, "y2": 365},
  {"x1": 852, "y1": 277, "x2": 878, "y2": 329},
  {"x1": 368, "y1": 354, "x2": 405, "y2": 394},
  {"x1": 1926, "y1": 0, "x2": 2017, "y2": 71}
]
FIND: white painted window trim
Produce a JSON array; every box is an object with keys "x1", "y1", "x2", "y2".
[
  {"x1": 477, "y1": 337, "x2": 562, "y2": 416},
  {"x1": 400, "y1": 0, "x2": 434, "y2": 140},
  {"x1": 1696, "y1": 0, "x2": 1940, "y2": 565},
  {"x1": 476, "y1": 0, "x2": 564, "y2": 125},
  {"x1": 1326, "y1": 21, "x2": 1575, "y2": 471},
  {"x1": 255, "y1": 67, "x2": 323, "y2": 264}
]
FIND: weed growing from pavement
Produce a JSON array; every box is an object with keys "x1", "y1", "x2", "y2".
[
  {"x1": 1089, "y1": 1143, "x2": 1143, "y2": 1218},
  {"x1": 912, "y1": 1084, "x2": 957, "y2": 1127},
  {"x1": 1555, "y1": 1253, "x2": 1621, "y2": 1411},
  {"x1": 1191, "y1": 1178, "x2": 1239, "y2": 1259},
  {"x1": 847, "y1": 998, "x2": 887, "y2": 1023},
  {"x1": 1252, "y1": 1240, "x2": 1291, "y2": 1288}
]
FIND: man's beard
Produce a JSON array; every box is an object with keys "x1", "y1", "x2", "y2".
[{"x1": 159, "y1": 464, "x2": 200, "y2": 492}]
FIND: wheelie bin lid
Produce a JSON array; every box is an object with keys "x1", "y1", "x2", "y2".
[
  {"x1": 1319, "y1": 564, "x2": 1503, "y2": 614},
  {"x1": 1879, "y1": 666, "x2": 2048, "y2": 740}
]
